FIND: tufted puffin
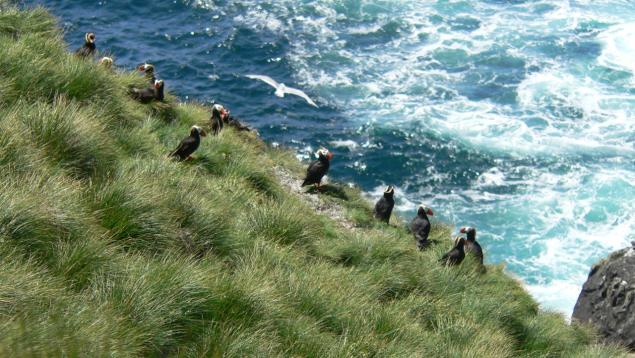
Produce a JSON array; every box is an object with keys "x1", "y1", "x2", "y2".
[
  {"x1": 210, "y1": 104, "x2": 225, "y2": 135},
  {"x1": 410, "y1": 205, "x2": 433, "y2": 250},
  {"x1": 374, "y1": 185, "x2": 395, "y2": 224},
  {"x1": 302, "y1": 148, "x2": 333, "y2": 189},
  {"x1": 154, "y1": 80, "x2": 165, "y2": 101},
  {"x1": 439, "y1": 237, "x2": 466, "y2": 266},
  {"x1": 461, "y1": 226, "x2": 484, "y2": 268},
  {"x1": 129, "y1": 80, "x2": 164, "y2": 103},
  {"x1": 76, "y1": 32, "x2": 96, "y2": 58},
  {"x1": 99, "y1": 57, "x2": 113, "y2": 69},
  {"x1": 138, "y1": 63, "x2": 156, "y2": 84},
  {"x1": 169, "y1": 125, "x2": 207, "y2": 161}
]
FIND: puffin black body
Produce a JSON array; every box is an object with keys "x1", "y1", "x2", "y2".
[
  {"x1": 210, "y1": 104, "x2": 225, "y2": 135},
  {"x1": 76, "y1": 32, "x2": 96, "y2": 59},
  {"x1": 462, "y1": 226, "x2": 485, "y2": 268},
  {"x1": 138, "y1": 64, "x2": 156, "y2": 85},
  {"x1": 410, "y1": 205, "x2": 434, "y2": 250},
  {"x1": 302, "y1": 149, "x2": 333, "y2": 188},
  {"x1": 439, "y1": 237, "x2": 466, "y2": 266},
  {"x1": 154, "y1": 80, "x2": 165, "y2": 101},
  {"x1": 169, "y1": 126, "x2": 206, "y2": 161},
  {"x1": 374, "y1": 186, "x2": 395, "y2": 224},
  {"x1": 129, "y1": 80, "x2": 164, "y2": 103}
]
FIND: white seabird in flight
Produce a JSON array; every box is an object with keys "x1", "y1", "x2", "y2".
[{"x1": 245, "y1": 74, "x2": 318, "y2": 108}]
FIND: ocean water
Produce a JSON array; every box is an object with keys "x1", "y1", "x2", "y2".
[{"x1": 26, "y1": 0, "x2": 635, "y2": 316}]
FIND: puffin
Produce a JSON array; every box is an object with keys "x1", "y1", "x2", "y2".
[
  {"x1": 138, "y1": 63, "x2": 156, "y2": 84},
  {"x1": 439, "y1": 237, "x2": 466, "y2": 266},
  {"x1": 169, "y1": 125, "x2": 207, "y2": 161},
  {"x1": 76, "y1": 32, "x2": 96, "y2": 58},
  {"x1": 302, "y1": 148, "x2": 333, "y2": 189},
  {"x1": 99, "y1": 57, "x2": 113, "y2": 69},
  {"x1": 373, "y1": 185, "x2": 395, "y2": 224},
  {"x1": 154, "y1": 80, "x2": 165, "y2": 101},
  {"x1": 461, "y1": 226, "x2": 485, "y2": 267},
  {"x1": 410, "y1": 204, "x2": 434, "y2": 250},
  {"x1": 210, "y1": 104, "x2": 225, "y2": 135},
  {"x1": 129, "y1": 80, "x2": 164, "y2": 103}
]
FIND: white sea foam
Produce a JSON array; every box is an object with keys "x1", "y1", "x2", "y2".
[
  {"x1": 525, "y1": 280, "x2": 583, "y2": 318},
  {"x1": 598, "y1": 22, "x2": 635, "y2": 74},
  {"x1": 233, "y1": 9, "x2": 283, "y2": 33},
  {"x1": 329, "y1": 139, "x2": 359, "y2": 151},
  {"x1": 475, "y1": 168, "x2": 506, "y2": 188}
]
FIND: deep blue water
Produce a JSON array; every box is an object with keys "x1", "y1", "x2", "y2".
[{"x1": 25, "y1": 0, "x2": 635, "y2": 316}]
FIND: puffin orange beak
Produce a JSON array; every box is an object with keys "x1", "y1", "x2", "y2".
[
  {"x1": 460, "y1": 227, "x2": 466, "y2": 233},
  {"x1": 138, "y1": 65, "x2": 145, "y2": 72},
  {"x1": 427, "y1": 208, "x2": 434, "y2": 216},
  {"x1": 327, "y1": 152, "x2": 334, "y2": 160}
]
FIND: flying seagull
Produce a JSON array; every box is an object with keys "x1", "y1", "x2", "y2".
[{"x1": 245, "y1": 74, "x2": 318, "y2": 108}]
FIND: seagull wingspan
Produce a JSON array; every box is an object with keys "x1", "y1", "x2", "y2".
[
  {"x1": 246, "y1": 74, "x2": 318, "y2": 108},
  {"x1": 285, "y1": 86, "x2": 319, "y2": 107},
  {"x1": 246, "y1": 74, "x2": 280, "y2": 90}
]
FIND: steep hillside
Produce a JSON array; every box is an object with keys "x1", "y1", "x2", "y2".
[{"x1": 0, "y1": 3, "x2": 626, "y2": 357}]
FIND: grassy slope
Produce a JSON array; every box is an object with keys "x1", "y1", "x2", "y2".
[{"x1": 0, "y1": 4, "x2": 626, "y2": 357}]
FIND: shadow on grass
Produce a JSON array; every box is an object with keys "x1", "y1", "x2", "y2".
[
  {"x1": 153, "y1": 103, "x2": 178, "y2": 122},
  {"x1": 183, "y1": 155, "x2": 222, "y2": 175},
  {"x1": 306, "y1": 184, "x2": 349, "y2": 201}
]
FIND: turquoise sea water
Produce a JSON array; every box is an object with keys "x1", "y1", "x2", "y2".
[{"x1": 27, "y1": 0, "x2": 635, "y2": 316}]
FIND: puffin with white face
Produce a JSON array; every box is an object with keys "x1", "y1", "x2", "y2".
[
  {"x1": 154, "y1": 80, "x2": 165, "y2": 101},
  {"x1": 138, "y1": 63, "x2": 156, "y2": 84},
  {"x1": 439, "y1": 237, "x2": 466, "y2": 266},
  {"x1": 302, "y1": 148, "x2": 333, "y2": 189},
  {"x1": 169, "y1": 125, "x2": 207, "y2": 161},
  {"x1": 461, "y1": 226, "x2": 484, "y2": 267},
  {"x1": 129, "y1": 80, "x2": 164, "y2": 103},
  {"x1": 76, "y1": 32, "x2": 96, "y2": 58},
  {"x1": 99, "y1": 57, "x2": 113, "y2": 69},
  {"x1": 374, "y1": 185, "x2": 395, "y2": 224},
  {"x1": 410, "y1": 204, "x2": 434, "y2": 250},
  {"x1": 210, "y1": 104, "x2": 227, "y2": 135}
]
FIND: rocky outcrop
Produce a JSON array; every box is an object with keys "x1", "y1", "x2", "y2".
[{"x1": 572, "y1": 243, "x2": 635, "y2": 351}]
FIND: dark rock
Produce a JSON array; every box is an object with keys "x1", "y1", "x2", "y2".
[{"x1": 572, "y1": 246, "x2": 635, "y2": 350}]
